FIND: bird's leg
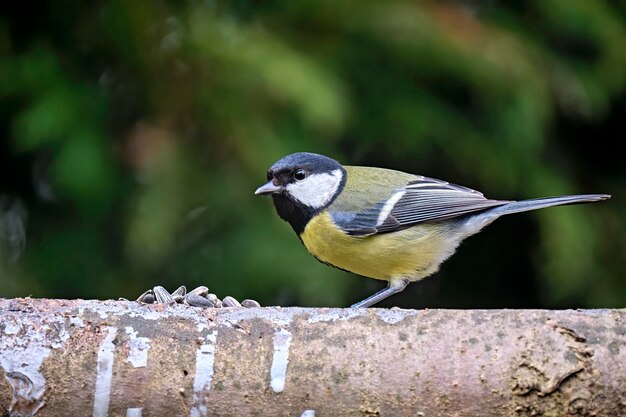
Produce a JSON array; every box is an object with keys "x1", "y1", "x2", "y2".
[{"x1": 351, "y1": 278, "x2": 410, "y2": 308}]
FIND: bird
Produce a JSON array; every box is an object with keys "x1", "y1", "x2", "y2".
[{"x1": 255, "y1": 152, "x2": 610, "y2": 308}]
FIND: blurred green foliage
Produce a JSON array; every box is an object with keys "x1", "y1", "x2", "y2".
[{"x1": 1, "y1": 1, "x2": 625, "y2": 308}]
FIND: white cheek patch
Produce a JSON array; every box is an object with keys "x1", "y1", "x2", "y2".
[{"x1": 286, "y1": 169, "x2": 343, "y2": 209}]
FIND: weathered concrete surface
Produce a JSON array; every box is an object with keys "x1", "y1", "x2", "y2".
[{"x1": 0, "y1": 298, "x2": 625, "y2": 417}]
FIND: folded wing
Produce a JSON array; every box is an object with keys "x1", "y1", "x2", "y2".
[{"x1": 330, "y1": 173, "x2": 509, "y2": 236}]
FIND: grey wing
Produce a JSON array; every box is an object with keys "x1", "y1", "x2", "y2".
[{"x1": 330, "y1": 176, "x2": 510, "y2": 236}]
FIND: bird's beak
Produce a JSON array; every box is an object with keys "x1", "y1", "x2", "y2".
[{"x1": 255, "y1": 181, "x2": 282, "y2": 195}]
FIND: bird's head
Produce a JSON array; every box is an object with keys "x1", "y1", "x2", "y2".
[{"x1": 255, "y1": 152, "x2": 346, "y2": 233}]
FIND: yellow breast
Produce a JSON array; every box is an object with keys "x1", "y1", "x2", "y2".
[{"x1": 300, "y1": 212, "x2": 457, "y2": 282}]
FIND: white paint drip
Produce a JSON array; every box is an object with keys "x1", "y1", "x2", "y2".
[
  {"x1": 270, "y1": 328, "x2": 292, "y2": 393},
  {"x1": 0, "y1": 315, "x2": 70, "y2": 416},
  {"x1": 92, "y1": 326, "x2": 118, "y2": 417},
  {"x1": 190, "y1": 330, "x2": 218, "y2": 417},
  {"x1": 124, "y1": 327, "x2": 150, "y2": 368},
  {"x1": 126, "y1": 408, "x2": 143, "y2": 417},
  {"x1": 1, "y1": 351, "x2": 49, "y2": 416},
  {"x1": 285, "y1": 169, "x2": 343, "y2": 209},
  {"x1": 301, "y1": 410, "x2": 315, "y2": 417}
]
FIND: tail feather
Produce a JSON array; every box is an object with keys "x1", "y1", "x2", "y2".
[
  {"x1": 486, "y1": 194, "x2": 611, "y2": 218},
  {"x1": 462, "y1": 194, "x2": 611, "y2": 235}
]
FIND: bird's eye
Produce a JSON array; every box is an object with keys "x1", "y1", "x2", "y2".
[{"x1": 293, "y1": 169, "x2": 307, "y2": 181}]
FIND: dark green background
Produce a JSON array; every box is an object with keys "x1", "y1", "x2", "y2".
[{"x1": 1, "y1": 1, "x2": 624, "y2": 308}]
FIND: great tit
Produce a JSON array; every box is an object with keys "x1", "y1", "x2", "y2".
[{"x1": 255, "y1": 152, "x2": 610, "y2": 308}]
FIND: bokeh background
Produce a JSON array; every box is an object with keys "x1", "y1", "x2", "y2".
[{"x1": 1, "y1": 1, "x2": 624, "y2": 308}]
